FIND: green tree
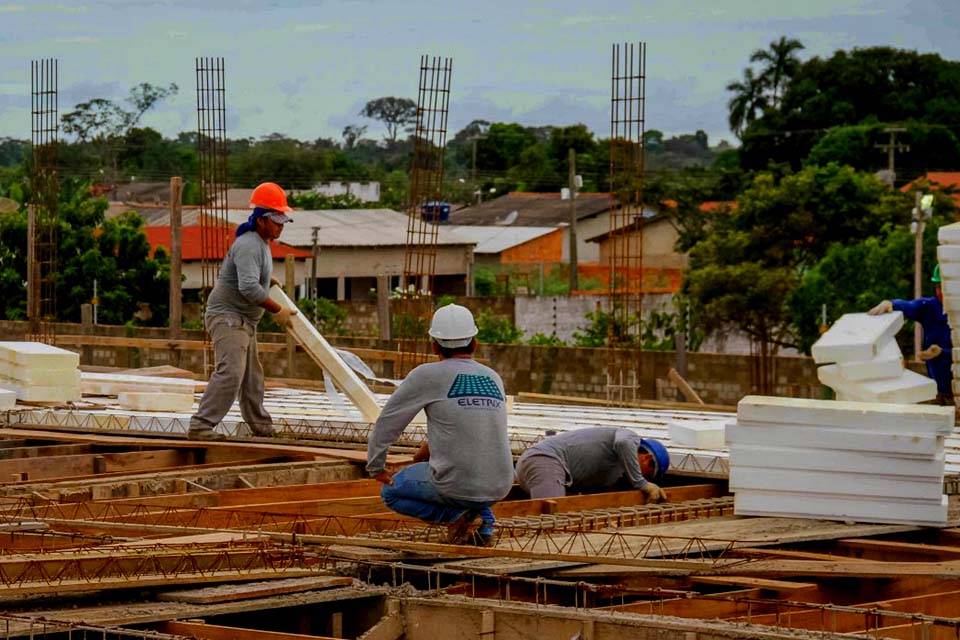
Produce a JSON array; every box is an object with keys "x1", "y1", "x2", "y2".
[
  {"x1": 750, "y1": 36, "x2": 805, "y2": 108},
  {"x1": 726, "y1": 68, "x2": 768, "y2": 138},
  {"x1": 360, "y1": 97, "x2": 417, "y2": 143}
]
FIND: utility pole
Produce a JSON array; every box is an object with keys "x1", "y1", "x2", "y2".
[
  {"x1": 311, "y1": 225, "x2": 321, "y2": 327},
  {"x1": 875, "y1": 126, "x2": 910, "y2": 187},
  {"x1": 567, "y1": 148, "x2": 579, "y2": 292},
  {"x1": 169, "y1": 176, "x2": 183, "y2": 341}
]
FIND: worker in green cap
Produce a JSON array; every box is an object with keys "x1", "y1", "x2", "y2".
[{"x1": 869, "y1": 264, "x2": 953, "y2": 404}]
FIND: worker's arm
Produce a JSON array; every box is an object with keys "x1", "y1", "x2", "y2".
[
  {"x1": 613, "y1": 429, "x2": 649, "y2": 490},
  {"x1": 890, "y1": 298, "x2": 928, "y2": 323},
  {"x1": 366, "y1": 369, "x2": 429, "y2": 478}
]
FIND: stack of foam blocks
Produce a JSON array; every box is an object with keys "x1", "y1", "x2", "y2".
[
  {"x1": 813, "y1": 312, "x2": 936, "y2": 403},
  {"x1": 80, "y1": 372, "x2": 196, "y2": 412},
  {"x1": 937, "y1": 221, "x2": 960, "y2": 402},
  {"x1": 728, "y1": 395, "x2": 951, "y2": 526},
  {"x1": 0, "y1": 342, "x2": 81, "y2": 404}
]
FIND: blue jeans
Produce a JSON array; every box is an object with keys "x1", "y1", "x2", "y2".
[{"x1": 381, "y1": 463, "x2": 496, "y2": 535}]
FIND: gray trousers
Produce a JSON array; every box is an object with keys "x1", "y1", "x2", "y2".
[
  {"x1": 189, "y1": 313, "x2": 272, "y2": 434},
  {"x1": 515, "y1": 453, "x2": 567, "y2": 499}
]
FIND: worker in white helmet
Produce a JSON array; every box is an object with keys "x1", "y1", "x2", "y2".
[{"x1": 366, "y1": 304, "x2": 514, "y2": 546}]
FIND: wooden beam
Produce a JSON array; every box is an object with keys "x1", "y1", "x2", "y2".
[
  {"x1": 517, "y1": 391, "x2": 734, "y2": 413},
  {"x1": 604, "y1": 588, "x2": 766, "y2": 617},
  {"x1": 691, "y1": 575, "x2": 819, "y2": 595},
  {"x1": 0, "y1": 444, "x2": 91, "y2": 460},
  {"x1": 158, "y1": 621, "x2": 341, "y2": 640},
  {"x1": 492, "y1": 484, "x2": 727, "y2": 518},
  {"x1": 667, "y1": 367, "x2": 704, "y2": 404},
  {"x1": 157, "y1": 575, "x2": 354, "y2": 604},
  {"x1": 836, "y1": 537, "x2": 960, "y2": 561}
]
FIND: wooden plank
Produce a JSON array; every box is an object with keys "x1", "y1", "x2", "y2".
[
  {"x1": 158, "y1": 621, "x2": 341, "y2": 640},
  {"x1": 0, "y1": 449, "x2": 186, "y2": 482},
  {"x1": 0, "y1": 443, "x2": 91, "y2": 460},
  {"x1": 690, "y1": 575, "x2": 819, "y2": 593},
  {"x1": 157, "y1": 575, "x2": 354, "y2": 604},
  {"x1": 836, "y1": 537, "x2": 960, "y2": 561},
  {"x1": 604, "y1": 588, "x2": 765, "y2": 617},
  {"x1": 217, "y1": 479, "x2": 383, "y2": 506},
  {"x1": 668, "y1": 367, "x2": 705, "y2": 404},
  {"x1": 492, "y1": 484, "x2": 727, "y2": 518},
  {"x1": 517, "y1": 391, "x2": 734, "y2": 413}
]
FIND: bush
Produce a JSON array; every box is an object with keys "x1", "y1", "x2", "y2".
[{"x1": 475, "y1": 308, "x2": 523, "y2": 344}]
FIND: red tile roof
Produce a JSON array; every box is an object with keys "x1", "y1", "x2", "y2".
[
  {"x1": 144, "y1": 225, "x2": 311, "y2": 261},
  {"x1": 900, "y1": 172, "x2": 960, "y2": 207}
]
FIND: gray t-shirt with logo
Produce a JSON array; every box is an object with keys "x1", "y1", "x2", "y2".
[
  {"x1": 204, "y1": 231, "x2": 272, "y2": 326},
  {"x1": 366, "y1": 358, "x2": 514, "y2": 503}
]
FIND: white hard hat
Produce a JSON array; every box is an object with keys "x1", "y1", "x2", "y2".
[{"x1": 429, "y1": 304, "x2": 478, "y2": 348}]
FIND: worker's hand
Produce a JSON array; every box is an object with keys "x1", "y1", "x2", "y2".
[
  {"x1": 919, "y1": 344, "x2": 943, "y2": 361},
  {"x1": 372, "y1": 471, "x2": 393, "y2": 485},
  {"x1": 867, "y1": 300, "x2": 893, "y2": 315},
  {"x1": 641, "y1": 482, "x2": 667, "y2": 504},
  {"x1": 270, "y1": 277, "x2": 283, "y2": 289},
  {"x1": 272, "y1": 307, "x2": 297, "y2": 329}
]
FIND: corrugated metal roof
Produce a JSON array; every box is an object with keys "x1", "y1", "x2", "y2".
[
  {"x1": 223, "y1": 209, "x2": 474, "y2": 248},
  {"x1": 448, "y1": 192, "x2": 616, "y2": 226},
  {"x1": 442, "y1": 225, "x2": 559, "y2": 254}
]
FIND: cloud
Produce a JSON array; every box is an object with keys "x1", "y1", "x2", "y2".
[
  {"x1": 166, "y1": 31, "x2": 188, "y2": 40},
  {"x1": 559, "y1": 15, "x2": 611, "y2": 27},
  {"x1": 290, "y1": 23, "x2": 333, "y2": 33},
  {"x1": 54, "y1": 36, "x2": 101, "y2": 44},
  {"x1": 0, "y1": 4, "x2": 26, "y2": 12}
]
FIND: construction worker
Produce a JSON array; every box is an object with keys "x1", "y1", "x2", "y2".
[
  {"x1": 366, "y1": 304, "x2": 514, "y2": 546},
  {"x1": 515, "y1": 427, "x2": 670, "y2": 503},
  {"x1": 187, "y1": 182, "x2": 298, "y2": 441},
  {"x1": 868, "y1": 264, "x2": 953, "y2": 405}
]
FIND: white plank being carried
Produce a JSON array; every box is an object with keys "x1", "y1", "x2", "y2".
[
  {"x1": 269, "y1": 285, "x2": 381, "y2": 424},
  {"x1": 834, "y1": 338, "x2": 903, "y2": 382},
  {"x1": 726, "y1": 423, "x2": 941, "y2": 457},
  {"x1": 817, "y1": 365, "x2": 937, "y2": 404},
  {"x1": 0, "y1": 342, "x2": 79, "y2": 369},
  {"x1": 729, "y1": 444, "x2": 945, "y2": 477},
  {"x1": 737, "y1": 395, "x2": 953, "y2": 434},
  {"x1": 811, "y1": 312, "x2": 903, "y2": 364},
  {"x1": 734, "y1": 490, "x2": 948, "y2": 526},
  {"x1": 729, "y1": 467, "x2": 944, "y2": 501}
]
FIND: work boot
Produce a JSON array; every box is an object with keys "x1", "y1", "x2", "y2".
[
  {"x1": 187, "y1": 429, "x2": 227, "y2": 442},
  {"x1": 446, "y1": 510, "x2": 479, "y2": 544},
  {"x1": 465, "y1": 530, "x2": 495, "y2": 547},
  {"x1": 249, "y1": 423, "x2": 277, "y2": 437}
]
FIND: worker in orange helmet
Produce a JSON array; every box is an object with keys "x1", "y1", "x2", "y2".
[{"x1": 188, "y1": 182, "x2": 297, "y2": 441}]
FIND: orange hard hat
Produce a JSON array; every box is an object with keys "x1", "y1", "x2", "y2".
[{"x1": 250, "y1": 182, "x2": 292, "y2": 212}]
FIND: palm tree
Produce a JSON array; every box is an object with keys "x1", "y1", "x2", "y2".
[
  {"x1": 726, "y1": 68, "x2": 768, "y2": 137},
  {"x1": 750, "y1": 36, "x2": 805, "y2": 108}
]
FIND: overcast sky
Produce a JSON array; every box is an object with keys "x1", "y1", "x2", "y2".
[{"x1": 0, "y1": 0, "x2": 957, "y2": 147}]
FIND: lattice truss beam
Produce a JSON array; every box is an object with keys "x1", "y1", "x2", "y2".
[
  {"x1": 606, "y1": 42, "x2": 647, "y2": 401},
  {"x1": 28, "y1": 58, "x2": 59, "y2": 344},
  {"x1": 396, "y1": 55, "x2": 452, "y2": 376}
]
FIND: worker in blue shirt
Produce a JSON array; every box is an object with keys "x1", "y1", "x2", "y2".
[{"x1": 869, "y1": 264, "x2": 953, "y2": 405}]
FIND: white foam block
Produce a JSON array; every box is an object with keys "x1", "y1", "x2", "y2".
[
  {"x1": 941, "y1": 263, "x2": 960, "y2": 278},
  {"x1": 0, "y1": 388, "x2": 14, "y2": 409},
  {"x1": 942, "y1": 296, "x2": 960, "y2": 314},
  {"x1": 0, "y1": 377, "x2": 81, "y2": 403},
  {"x1": 668, "y1": 420, "x2": 726, "y2": 449},
  {"x1": 812, "y1": 312, "x2": 903, "y2": 364},
  {"x1": 818, "y1": 365, "x2": 937, "y2": 404},
  {"x1": 726, "y1": 423, "x2": 942, "y2": 457},
  {"x1": 80, "y1": 372, "x2": 197, "y2": 397},
  {"x1": 0, "y1": 363, "x2": 80, "y2": 385},
  {"x1": 729, "y1": 444, "x2": 945, "y2": 477},
  {"x1": 939, "y1": 222, "x2": 960, "y2": 245},
  {"x1": 938, "y1": 245, "x2": 960, "y2": 264},
  {"x1": 942, "y1": 279, "x2": 960, "y2": 296},
  {"x1": 734, "y1": 490, "x2": 948, "y2": 526},
  {"x1": 737, "y1": 396, "x2": 954, "y2": 434},
  {"x1": 729, "y1": 467, "x2": 943, "y2": 501},
  {"x1": 0, "y1": 342, "x2": 79, "y2": 369},
  {"x1": 117, "y1": 392, "x2": 194, "y2": 413},
  {"x1": 834, "y1": 338, "x2": 903, "y2": 382}
]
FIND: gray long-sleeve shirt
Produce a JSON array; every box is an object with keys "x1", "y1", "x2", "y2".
[
  {"x1": 366, "y1": 358, "x2": 514, "y2": 503},
  {"x1": 519, "y1": 427, "x2": 649, "y2": 492},
  {"x1": 204, "y1": 231, "x2": 273, "y2": 326}
]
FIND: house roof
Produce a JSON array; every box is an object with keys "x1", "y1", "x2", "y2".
[
  {"x1": 220, "y1": 208, "x2": 474, "y2": 248},
  {"x1": 447, "y1": 192, "x2": 617, "y2": 227},
  {"x1": 583, "y1": 209, "x2": 666, "y2": 243},
  {"x1": 901, "y1": 172, "x2": 960, "y2": 206},
  {"x1": 442, "y1": 226, "x2": 560, "y2": 254},
  {"x1": 143, "y1": 225, "x2": 312, "y2": 261}
]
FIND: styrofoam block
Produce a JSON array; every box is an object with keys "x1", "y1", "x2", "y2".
[
  {"x1": 0, "y1": 388, "x2": 14, "y2": 409},
  {"x1": 80, "y1": 372, "x2": 197, "y2": 397},
  {"x1": 729, "y1": 467, "x2": 944, "y2": 501},
  {"x1": 940, "y1": 263, "x2": 960, "y2": 278},
  {"x1": 942, "y1": 279, "x2": 960, "y2": 296},
  {"x1": 0, "y1": 363, "x2": 80, "y2": 385},
  {"x1": 812, "y1": 312, "x2": 903, "y2": 364},
  {"x1": 737, "y1": 395, "x2": 954, "y2": 433},
  {"x1": 941, "y1": 296, "x2": 960, "y2": 313},
  {"x1": 938, "y1": 245, "x2": 960, "y2": 264},
  {"x1": 269, "y1": 285, "x2": 381, "y2": 423},
  {"x1": 818, "y1": 365, "x2": 937, "y2": 404},
  {"x1": 0, "y1": 342, "x2": 79, "y2": 369},
  {"x1": 834, "y1": 338, "x2": 903, "y2": 382},
  {"x1": 729, "y1": 444, "x2": 945, "y2": 477},
  {"x1": 117, "y1": 392, "x2": 194, "y2": 413},
  {"x1": 939, "y1": 222, "x2": 960, "y2": 244},
  {"x1": 726, "y1": 424, "x2": 942, "y2": 457},
  {"x1": 733, "y1": 490, "x2": 948, "y2": 526},
  {"x1": 0, "y1": 377, "x2": 81, "y2": 403},
  {"x1": 668, "y1": 419, "x2": 726, "y2": 449}
]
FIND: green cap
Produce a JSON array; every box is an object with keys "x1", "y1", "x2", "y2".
[{"x1": 932, "y1": 264, "x2": 941, "y2": 283}]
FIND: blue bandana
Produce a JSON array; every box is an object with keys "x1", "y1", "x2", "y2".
[{"x1": 236, "y1": 207, "x2": 271, "y2": 237}]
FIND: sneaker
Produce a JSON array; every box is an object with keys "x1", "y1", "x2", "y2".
[
  {"x1": 187, "y1": 430, "x2": 227, "y2": 441},
  {"x1": 446, "y1": 510, "x2": 479, "y2": 544}
]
